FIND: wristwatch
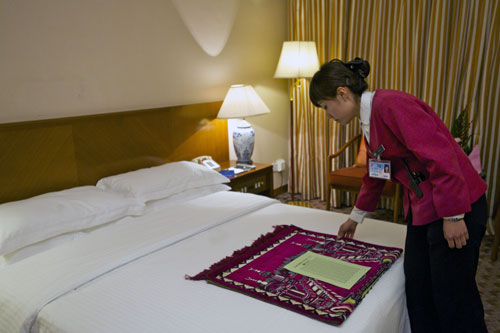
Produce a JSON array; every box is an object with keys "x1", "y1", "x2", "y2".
[{"x1": 443, "y1": 217, "x2": 463, "y2": 222}]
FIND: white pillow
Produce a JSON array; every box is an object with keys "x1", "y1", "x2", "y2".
[
  {"x1": 0, "y1": 211, "x2": 138, "y2": 268},
  {"x1": 0, "y1": 231, "x2": 85, "y2": 268},
  {"x1": 96, "y1": 161, "x2": 230, "y2": 202},
  {"x1": 0, "y1": 186, "x2": 145, "y2": 256},
  {"x1": 145, "y1": 184, "x2": 231, "y2": 213}
]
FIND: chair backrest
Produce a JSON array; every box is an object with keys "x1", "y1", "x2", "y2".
[{"x1": 354, "y1": 135, "x2": 367, "y2": 167}]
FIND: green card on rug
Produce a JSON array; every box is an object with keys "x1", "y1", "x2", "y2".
[{"x1": 284, "y1": 251, "x2": 371, "y2": 290}]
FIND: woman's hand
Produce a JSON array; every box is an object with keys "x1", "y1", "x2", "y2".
[
  {"x1": 338, "y1": 219, "x2": 358, "y2": 239},
  {"x1": 443, "y1": 219, "x2": 469, "y2": 249}
]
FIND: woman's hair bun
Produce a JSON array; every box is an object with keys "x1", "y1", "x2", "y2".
[
  {"x1": 345, "y1": 57, "x2": 370, "y2": 78},
  {"x1": 310, "y1": 57, "x2": 370, "y2": 104}
]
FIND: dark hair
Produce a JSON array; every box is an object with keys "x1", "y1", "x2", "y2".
[{"x1": 309, "y1": 57, "x2": 370, "y2": 107}]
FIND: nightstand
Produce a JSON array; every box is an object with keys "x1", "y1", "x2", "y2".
[{"x1": 219, "y1": 161, "x2": 274, "y2": 197}]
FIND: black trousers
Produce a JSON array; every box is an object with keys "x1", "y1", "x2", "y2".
[{"x1": 404, "y1": 194, "x2": 488, "y2": 333}]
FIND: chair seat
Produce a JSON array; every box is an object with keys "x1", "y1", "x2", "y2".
[
  {"x1": 328, "y1": 166, "x2": 397, "y2": 197},
  {"x1": 326, "y1": 134, "x2": 402, "y2": 223}
]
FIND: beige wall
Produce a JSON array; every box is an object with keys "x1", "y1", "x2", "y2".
[{"x1": 0, "y1": 0, "x2": 290, "y2": 188}]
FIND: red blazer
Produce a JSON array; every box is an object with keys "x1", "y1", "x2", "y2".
[{"x1": 356, "y1": 90, "x2": 487, "y2": 226}]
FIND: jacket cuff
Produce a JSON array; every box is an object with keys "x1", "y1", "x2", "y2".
[
  {"x1": 349, "y1": 206, "x2": 369, "y2": 224},
  {"x1": 443, "y1": 214, "x2": 465, "y2": 221}
]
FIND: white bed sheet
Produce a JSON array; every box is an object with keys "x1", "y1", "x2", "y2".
[{"x1": 0, "y1": 192, "x2": 409, "y2": 333}]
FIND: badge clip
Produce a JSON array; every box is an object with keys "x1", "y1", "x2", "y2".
[{"x1": 373, "y1": 145, "x2": 385, "y2": 160}]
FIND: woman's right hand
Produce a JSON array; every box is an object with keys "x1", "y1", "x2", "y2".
[{"x1": 338, "y1": 219, "x2": 358, "y2": 239}]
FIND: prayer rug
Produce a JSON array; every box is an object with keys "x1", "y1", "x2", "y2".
[{"x1": 187, "y1": 225, "x2": 403, "y2": 326}]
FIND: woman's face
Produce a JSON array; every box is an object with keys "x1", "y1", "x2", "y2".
[{"x1": 318, "y1": 89, "x2": 359, "y2": 125}]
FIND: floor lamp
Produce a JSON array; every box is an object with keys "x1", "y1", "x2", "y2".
[{"x1": 274, "y1": 41, "x2": 320, "y2": 202}]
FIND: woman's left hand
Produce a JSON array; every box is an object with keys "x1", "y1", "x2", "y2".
[{"x1": 443, "y1": 219, "x2": 469, "y2": 249}]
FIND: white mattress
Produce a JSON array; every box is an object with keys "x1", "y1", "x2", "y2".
[{"x1": 0, "y1": 191, "x2": 409, "y2": 333}]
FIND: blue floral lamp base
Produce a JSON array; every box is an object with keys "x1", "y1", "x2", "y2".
[{"x1": 233, "y1": 119, "x2": 255, "y2": 165}]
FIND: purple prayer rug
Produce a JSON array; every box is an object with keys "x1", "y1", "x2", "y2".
[{"x1": 187, "y1": 225, "x2": 403, "y2": 326}]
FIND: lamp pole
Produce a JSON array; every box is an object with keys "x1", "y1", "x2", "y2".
[
  {"x1": 274, "y1": 41, "x2": 319, "y2": 203},
  {"x1": 289, "y1": 78, "x2": 301, "y2": 202}
]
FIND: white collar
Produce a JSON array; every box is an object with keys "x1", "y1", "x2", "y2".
[
  {"x1": 360, "y1": 91, "x2": 375, "y2": 125},
  {"x1": 359, "y1": 91, "x2": 375, "y2": 144}
]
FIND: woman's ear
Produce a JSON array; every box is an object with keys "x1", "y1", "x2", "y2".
[{"x1": 337, "y1": 87, "x2": 347, "y2": 100}]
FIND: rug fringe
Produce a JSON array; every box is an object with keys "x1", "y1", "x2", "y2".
[{"x1": 185, "y1": 224, "x2": 292, "y2": 280}]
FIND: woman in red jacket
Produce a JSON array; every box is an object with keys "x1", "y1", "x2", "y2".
[{"x1": 310, "y1": 58, "x2": 488, "y2": 332}]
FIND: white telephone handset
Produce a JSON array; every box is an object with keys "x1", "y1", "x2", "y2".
[{"x1": 192, "y1": 155, "x2": 221, "y2": 171}]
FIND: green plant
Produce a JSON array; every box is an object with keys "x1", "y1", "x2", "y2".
[{"x1": 451, "y1": 107, "x2": 474, "y2": 155}]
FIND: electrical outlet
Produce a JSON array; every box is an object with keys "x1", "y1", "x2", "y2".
[{"x1": 273, "y1": 158, "x2": 285, "y2": 172}]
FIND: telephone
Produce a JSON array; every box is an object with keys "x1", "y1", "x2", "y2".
[{"x1": 192, "y1": 155, "x2": 221, "y2": 171}]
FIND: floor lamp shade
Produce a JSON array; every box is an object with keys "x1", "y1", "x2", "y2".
[
  {"x1": 274, "y1": 41, "x2": 320, "y2": 79},
  {"x1": 217, "y1": 84, "x2": 270, "y2": 164},
  {"x1": 274, "y1": 41, "x2": 319, "y2": 201}
]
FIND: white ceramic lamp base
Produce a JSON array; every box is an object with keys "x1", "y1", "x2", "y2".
[{"x1": 232, "y1": 119, "x2": 255, "y2": 165}]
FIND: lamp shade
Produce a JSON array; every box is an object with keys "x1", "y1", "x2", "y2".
[
  {"x1": 274, "y1": 41, "x2": 320, "y2": 78},
  {"x1": 217, "y1": 84, "x2": 270, "y2": 119},
  {"x1": 217, "y1": 84, "x2": 270, "y2": 165}
]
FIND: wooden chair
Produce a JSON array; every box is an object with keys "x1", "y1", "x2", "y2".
[{"x1": 326, "y1": 134, "x2": 402, "y2": 223}]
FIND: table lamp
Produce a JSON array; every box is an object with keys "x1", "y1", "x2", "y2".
[
  {"x1": 274, "y1": 41, "x2": 320, "y2": 201},
  {"x1": 217, "y1": 84, "x2": 270, "y2": 166}
]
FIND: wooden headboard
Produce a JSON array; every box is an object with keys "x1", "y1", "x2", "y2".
[{"x1": 0, "y1": 101, "x2": 228, "y2": 204}]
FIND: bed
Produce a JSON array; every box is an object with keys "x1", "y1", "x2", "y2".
[{"x1": 0, "y1": 103, "x2": 410, "y2": 332}]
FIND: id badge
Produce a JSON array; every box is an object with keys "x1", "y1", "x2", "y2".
[{"x1": 369, "y1": 159, "x2": 391, "y2": 180}]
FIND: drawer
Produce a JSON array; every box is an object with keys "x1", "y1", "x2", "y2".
[{"x1": 231, "y1": 174, "x2": 269, "y2": 194}]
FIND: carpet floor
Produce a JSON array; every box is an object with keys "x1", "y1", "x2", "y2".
[{"x1": 276, "y1": 193, "x2": 500, "y2": 332}]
